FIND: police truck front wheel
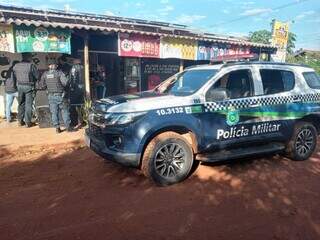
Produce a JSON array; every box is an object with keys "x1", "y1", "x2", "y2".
[
  {"x1": 285, "y1": 122, "x2": 317, "y2": 161},
  {"x1": 141, "y1": 132, "x2": 194, "y2": 186}
]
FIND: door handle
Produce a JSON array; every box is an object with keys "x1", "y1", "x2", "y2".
[
  {"x1": 250, "y1": 103, "x2": 261, "y2": 108},
  {"x1": 292, "y1": 96, "x2": 301, "y2": 103}
]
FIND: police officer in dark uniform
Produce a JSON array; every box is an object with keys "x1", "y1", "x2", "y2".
[
  {"x1": 13, "y1": 53, "x2": 38, "y2": 127},
  {"x1": 70, "y1": 58, "x2": 85, "y2": 127},
  {"x1": 40, "y1": 59, "x2": 74, "y2": 133}
]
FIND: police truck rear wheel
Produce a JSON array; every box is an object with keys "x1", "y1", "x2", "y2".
[
  {"x1": 141, "y1": 132, "x2": 194, "y2": 186},
  {"x1": 285, "y1": 122, "x2": 317, "y2": 161}
]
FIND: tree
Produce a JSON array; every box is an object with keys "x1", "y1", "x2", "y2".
[
  {"x1": 249, "y1": 30, "x2": 272, "y2": 45},
  {"x1": 286, "y1": 32, "x2": 296, "y2": 54},
  {"x1": 249, "y1": 30, "x2": 296, "y2": 54}
]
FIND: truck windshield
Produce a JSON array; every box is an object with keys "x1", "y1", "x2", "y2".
[{"x1": 155, "y1": 69, "x2": 218, "y2": 96}]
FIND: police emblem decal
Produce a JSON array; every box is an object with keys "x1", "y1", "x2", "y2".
[{"x1": 226, "y1": 107, "x2": 239, "y2": 126}]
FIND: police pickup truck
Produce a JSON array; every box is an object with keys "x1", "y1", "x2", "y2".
[{"x1": 85, "y1": 62, "x2": 320, "y2": 185}]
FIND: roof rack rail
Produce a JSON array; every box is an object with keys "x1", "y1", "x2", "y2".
[
  {"x1": 208, "y1": 56, "x2": 258, "y2": 65},
  {"x1": 185, "y1": 64, "x2": 213, "y2": 70},
  {"x1": 221, "y1": 61, "x2": 312, "y2": 68}
]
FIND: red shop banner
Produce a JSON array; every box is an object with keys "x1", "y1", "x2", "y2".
[{"x1": 118, "y1": 33, "x2": 160, "y2": 58}]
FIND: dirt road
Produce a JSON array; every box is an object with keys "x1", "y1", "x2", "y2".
[{"x1": 0, "y1": 123, "x2": 320, "y2": 240}]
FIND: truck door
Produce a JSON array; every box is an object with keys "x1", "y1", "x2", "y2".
[
  {"x1": 254, "y1": 68, "x2": 296, "y2": 142},
  {"x1": 202, "y1": 67, "x2": 261, "y2": 151}
]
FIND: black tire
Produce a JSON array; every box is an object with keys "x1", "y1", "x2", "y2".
[
  {"x1": 141, "y1": 132, "x2": 194, "y2": 186},
  {"x1": 285, "y1": 121, "x2": 317, "y2": 161}
]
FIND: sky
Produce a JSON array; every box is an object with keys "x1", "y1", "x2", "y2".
[{"x1": 2, "y1": 0, "x2": 320, "y2": 50}]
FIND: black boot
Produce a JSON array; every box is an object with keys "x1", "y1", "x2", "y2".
[
  {"x1": 67, "y1": 127, "x2": 76, "y2": 132},
  {"x1": 26, "y1": 122, "x2": 35, "y2": 128},
  {"x1": 18, "y1": 121, "x2": 25, "y2": 126},
  {"x1": 56, "y1": 128, "x2": 62, "y2": 134}
]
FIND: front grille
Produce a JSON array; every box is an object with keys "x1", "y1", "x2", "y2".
[{"x1": 89, "y1": 124, "x2": 104, "y2": 139}]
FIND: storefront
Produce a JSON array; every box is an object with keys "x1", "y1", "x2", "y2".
[
  {"x1": 0, "y1": 23, "x2": 74, "y2": 117},
  {"x1": 115, "y1": 33, "x2": 268, "y2": 95},
  {"x1": 0, "y1": 5, "x2": 277, "y2": 117}
]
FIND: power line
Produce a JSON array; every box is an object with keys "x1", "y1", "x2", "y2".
[{"x1": 209, "y1": 0, "x2": 312, "y2": 28}]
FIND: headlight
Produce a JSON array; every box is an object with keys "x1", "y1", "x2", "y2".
[
  {"x1": 104, "y1": 112, "x2": 146, "y2": 126},
  {"x1": 89, "y1": 112, "x2": 146, "y2": 127},
  {"x1": 106, "y1": 112, "x2": 147, "y2": 125}
]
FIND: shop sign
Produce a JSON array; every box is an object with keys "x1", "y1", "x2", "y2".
[
  {"x1": 271, "y1": 20, "x2": 289, "y2": 50},
  {"x1": 0, "y1": 24, "x2": 15, "y2": 53},
  {"x1": 141, "y1": 59, "x2": 180, "y2": 91},
  {"x1": 118, "y1": 33, "x2": 160, "y2": 58},
  {"x1": 14, "y1": 25, "x2": 71, "y2": 54},
  {"x1": 160, "y1": 37, "x2": 197, "y2": 60},
  {"x1": 197, "y1": 42, "x2": 253, "y2": 61}
]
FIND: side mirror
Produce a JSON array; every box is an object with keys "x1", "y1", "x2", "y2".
[{"x1": 206, "y1": 88, "x2": 229, "y2": 102}]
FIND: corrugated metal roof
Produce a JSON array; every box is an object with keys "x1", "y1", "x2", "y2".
[{"x1": 0, "y1": 4, "x2": 276, "y2": 50}]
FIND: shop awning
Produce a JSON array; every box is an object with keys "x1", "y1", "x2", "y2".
[{"x1": 0, "y1": 4, "x2": 276, "y2": 50}]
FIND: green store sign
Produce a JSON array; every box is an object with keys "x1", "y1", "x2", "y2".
[{"x1": 14, "y1": 25, "x2": 71, "y2": 54}]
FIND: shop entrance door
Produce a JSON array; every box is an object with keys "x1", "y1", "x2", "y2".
[
  {"x1": 79, "y1": 50, "x2": 120, "y2": 100},
  {"x1": 123, "y1": 58, "x2": 141, "y2": 94}
]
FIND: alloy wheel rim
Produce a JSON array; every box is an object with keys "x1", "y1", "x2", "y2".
[
  {"x1": 295, "y1": 129, "x2": 314, "y2": 156},
  {"x1": 154, "y1": 143, "x2": 186, "y2": 178}
]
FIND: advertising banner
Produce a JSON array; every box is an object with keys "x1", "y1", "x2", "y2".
[
  {"x1": 271, "y1": 20, "x2": 289, "y2": 62},
  {"x1": 0, "y1": 24, "x2": 15, "y2": 53},
  {"x1": 197, "y1": 42, "x2": 253, "y2": 61},
  {"x1": 14, "y1": 25, "x2": 71, "y2": 54},
  {"x1": 160, "y1": 37, "x2": 197, "y2": 60},
  {"x1": 271, "y1": 20, "x2": 289, "y2": 50},
  {"x1": 118, "y1": 33, "x2": 160, "y2": 58},
  {"x1": 141, "y1": 59, "x2": 180, "y2": 91}
]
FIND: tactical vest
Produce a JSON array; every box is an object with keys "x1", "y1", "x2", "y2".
[
  {"x1": 13, "y1": 62, "x2": 35, "y2": 85},
  {"x1": 45, "y1": 70, "x2": 64, "y2": 93},
  {"x1": 5, "y1": 68, "x2": 17, "y2": 93}
]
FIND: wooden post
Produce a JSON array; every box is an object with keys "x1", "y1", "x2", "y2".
[
  {"x1": 84, "y1": 34, "x2": 90, "y2": 99},
  {"x1": 179, "y1": 59, "x2": 184, "y2": 72}
]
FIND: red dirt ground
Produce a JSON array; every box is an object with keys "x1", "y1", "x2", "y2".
[{"x1": 0, "y1": 122, "x2": 320, "y2": 240}]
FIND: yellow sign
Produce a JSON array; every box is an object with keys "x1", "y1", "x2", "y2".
[
  {"x1": 272, "y1": 20, "x2": 289, "y2": 49},
  {"x1": 160, "y1": 37, "x2": 197, "y2": 60},
  {"x1": 0, "y1": 24, "x2": 15, "y2": 53}
]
